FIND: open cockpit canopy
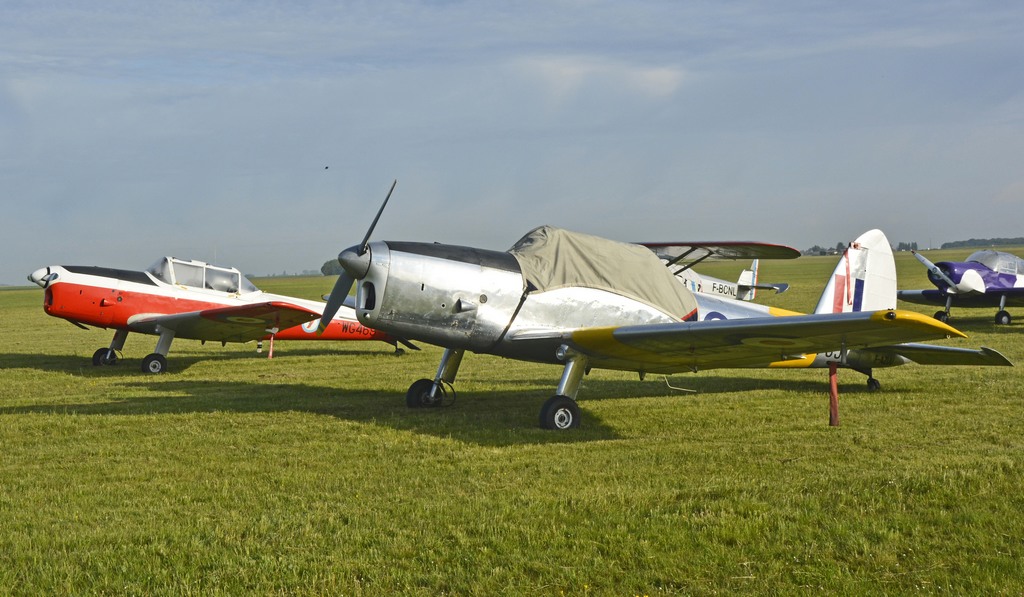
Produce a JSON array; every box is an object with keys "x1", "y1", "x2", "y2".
[
  {"x1": 967, "y1": 250, "x2": 1024, "y2": 275},
  {"x1": 146, "y1": 257, "x2": 258, "y2": 294}
]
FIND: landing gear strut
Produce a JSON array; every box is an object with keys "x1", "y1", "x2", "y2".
[
  {"x1": 406, "y1": 348, "x2": 463, "y2": 408},
  {"x1": 93, "y1": 329, "x2": 128, "y2": 366},
  {"x1": 538, "y1": 345, "x2": 588, "y2": 430},
  {"x1": 995, "y1": 294, "x2": 1011, "y2": 325},
  {"x1": 140, "y1": 326, "x2": 175, "y2": 374},
  {"x1": 92, "y1": 347, "x2": 119, "y2": 366},
  {"x1": 933, "y1": 295, "x2": 954, "y2": 323}
]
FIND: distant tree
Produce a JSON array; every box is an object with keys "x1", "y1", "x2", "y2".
[
  {"x1": 835, "y1": 242, "x2": 846, "y2": 252},
  {"x1": 895, "y1": 241, "x2": 918, "y2": 252},
  {"x1": 321, "y1": 260, "x2": 343, "y2": 276}
]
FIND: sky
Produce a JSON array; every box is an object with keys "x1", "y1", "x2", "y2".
[{"x1": 3, "y1": 1, "x2": 1023, "y2": 286}]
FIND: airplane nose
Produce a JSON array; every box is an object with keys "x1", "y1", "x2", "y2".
[
  {"x1": 28, "y1": 267, "x2": 51, "y2": 288},
  {"x1": 339, "y1": 244, "x2": 372, "y2": 279}
]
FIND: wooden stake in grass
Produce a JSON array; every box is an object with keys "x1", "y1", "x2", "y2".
[{"x1": 828, "y1": 362, "x2": 840, "y2": 427}]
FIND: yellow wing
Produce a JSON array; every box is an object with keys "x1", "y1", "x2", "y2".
[{"x1": 566, "y1": 309, "x2": 966, "y2": 374}]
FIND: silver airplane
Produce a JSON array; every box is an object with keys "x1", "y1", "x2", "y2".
[{"x1": 319, "y1": 182, "x2": 1010, "y2": 430}]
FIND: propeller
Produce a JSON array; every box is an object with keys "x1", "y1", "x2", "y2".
[
  {"x1": 317, "y1": 180, "x2": 397, "y2": 334},
  {"x1": 911, "y1": 250, "x2": 959, "y2": 292}
]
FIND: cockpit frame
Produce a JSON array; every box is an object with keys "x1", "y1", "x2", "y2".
[{"x1": 145, "y1": 257, "x2": 258, "y2": 294}]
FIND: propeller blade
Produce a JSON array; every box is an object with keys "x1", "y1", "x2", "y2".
[
  {"x1": 912, "y1": 250, "x2": 958, "y2": 293},
  {"x1": 317, "y1": 272, "x2": 354, "y2": 335},
  {"x1": 359, "y1": 179, "x2": 397, "y2": 254}
]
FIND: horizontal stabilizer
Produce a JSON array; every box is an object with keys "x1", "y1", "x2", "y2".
[
  {"x1": 321, "y1": 294, "x2": 358, "y2": 309},
  {"x1": 741, "y1": 282, "x2": 789, "y2": 294},
  {"x1": 860, "y1": 343, "x2": 1013, "y2": 367}
]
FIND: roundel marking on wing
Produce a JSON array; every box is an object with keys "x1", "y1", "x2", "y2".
[
  {"x1": 740, "y1": 336, "x2": 802, "y2": 348},
  {"x1": 225, "y1": 316, "x2": 267, "y2": 324}
]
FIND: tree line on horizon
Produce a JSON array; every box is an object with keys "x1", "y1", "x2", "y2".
[{"x1": 939, "y1": 237, "x2": 1024, "y2": 250}]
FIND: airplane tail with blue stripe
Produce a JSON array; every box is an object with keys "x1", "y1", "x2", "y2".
[{"x1": 814, "y1": 229, "x2": 896, "y2": 314}]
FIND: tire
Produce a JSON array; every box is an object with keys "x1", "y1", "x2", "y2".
[
  {"x1": 141, "y1": 353, "x2": 167, "y2": 374},
  {"x1": 539, "y1": 395, "x2": 580, "y2": 430},
  {"x1": 92, "y1": 348, "x2": 118, "y2": 366},
  {"x1": 866, "y1": 378, "x2": 881, "y2": 392},
  {"x1": 933, "y1": 311, "x2": 949, "y2": 323},
  {"x1": 995, "y1": 310, "x2": 1012, "y2": 325},
  {"x1": 406, "y1": 378, "x2": 442, "y2": 408}
]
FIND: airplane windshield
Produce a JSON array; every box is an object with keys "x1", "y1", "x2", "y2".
[
  {"x1": 967, "y1": 250, "x2": 1021, "y2": 275},
  {"x1": 145, "y1": 258, "x2": 173, "y2": 284}
]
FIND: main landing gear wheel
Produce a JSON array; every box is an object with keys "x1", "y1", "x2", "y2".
[
  {"x1": 406, "y1": 378, "x2": 445, "y2": 408},
  {"x1": 995, "y1": 310, "x2": 1012, "y2": 325},
  {"x1": 141, "y1": 353, "x2": 168, "y2": 374},
  {"x1": 933, "y1": 310, "x2": 950, "y2": 323},
  {"x1": 866, "y1": 378, "x2": 881, "y2": 391},
  {"x1": 92, "y1": 348, "x2": 118, "y2": 366},
  {"x1": 539, "y1": 395, "x2": 580, "y2": 430}
]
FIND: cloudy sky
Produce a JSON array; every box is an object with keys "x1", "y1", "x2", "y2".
[{"x1": 3, "y1": 1, "x2": 1023, "y2": 285}]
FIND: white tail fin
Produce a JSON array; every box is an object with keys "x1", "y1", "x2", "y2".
[
  {"x1": 737, "y1": 259, "x2": 759, "y2": 301},
  {"x1": 814, "y1": 229, "x2": 896, "y2": 314}
]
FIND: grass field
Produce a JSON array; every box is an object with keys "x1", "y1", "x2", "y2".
[{"x1": 1, "y1": 249, "x2": 1022, "y2": 594}]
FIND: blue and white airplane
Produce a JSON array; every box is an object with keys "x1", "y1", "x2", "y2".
[{"x1": 898, "y1": 249, "x2": 1024, "y2": 325}]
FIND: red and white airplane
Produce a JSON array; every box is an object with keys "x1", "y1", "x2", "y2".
[{"x1": 29, "y1": 256, "x2": 408, "y2": 373}]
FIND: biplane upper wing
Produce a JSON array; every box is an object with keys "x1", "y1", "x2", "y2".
[
  {"x1": 638, "y1": 241, "x2": 800, "y2": 272},
  {"x1": 561, "y1": 309, "x2": 970, "y2": 374},
  {"x1": 127, "y1": 301, "x2": 321, "y2": 343}
]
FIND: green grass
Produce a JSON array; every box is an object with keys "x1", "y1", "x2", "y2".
[{"x1": 1, "y1": 251, "x2": 1023, "y2": 595}]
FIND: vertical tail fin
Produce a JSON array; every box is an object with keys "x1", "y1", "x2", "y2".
[
  {"x1": 737, "y1": 259, "x2": 759, "y2": 301},
  {"x1": 814, "y1": 229, "x2": 896, "y2": 314}
]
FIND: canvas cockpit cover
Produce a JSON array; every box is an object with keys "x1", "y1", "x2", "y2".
[{"x1": 508, "y1": 226, "x2": 698, "y2": 319}]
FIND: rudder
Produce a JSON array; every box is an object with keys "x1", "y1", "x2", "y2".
[{"x1": 814, "y1": 229, "x2": 896, "y2": 314}]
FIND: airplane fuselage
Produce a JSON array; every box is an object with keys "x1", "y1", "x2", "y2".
[
  {"x1": 924, "y1": 260, "x2": 1024, "y2": 304},
  {"x1": 352, "y1": 241, "x2": 784, "y2": 367},
  {"x1": 32, "y1": 264, "x2": 387, "y2": 343}
]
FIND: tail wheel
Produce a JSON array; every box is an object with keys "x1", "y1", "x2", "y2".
[
  {"x1": 995, "y1": 310, "x2": 1012, "y2": 325},
  {"x1": 141, "y1": 354, "x2": 167, "y2": 374},
  {"x1": 539, "y1": 395, "x2": 580, "y2": 430}
]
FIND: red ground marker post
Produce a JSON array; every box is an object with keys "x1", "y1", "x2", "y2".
[{"x1": 828, "y1": 363, "x2": 840, "y2": 426}]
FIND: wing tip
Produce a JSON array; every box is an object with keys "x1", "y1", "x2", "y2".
[{"x1": 876, "y1": 309, "x2": 968, "y2": 339}]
